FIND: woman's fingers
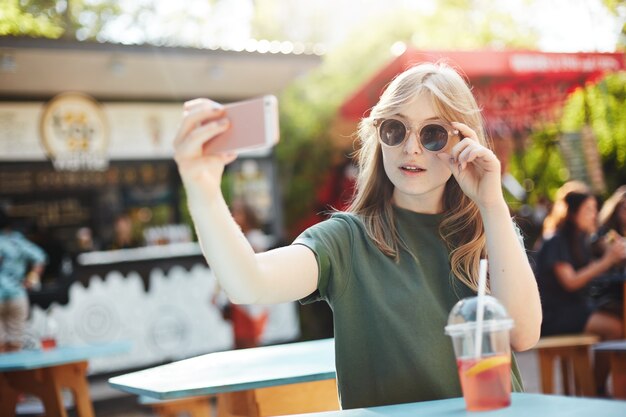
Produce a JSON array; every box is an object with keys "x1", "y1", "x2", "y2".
[
  {"x1": 447, "y1": 121, "x2": 497, "y2": 167},
  {"x1": 457, "y1": 143, "x2": 492, "y2": 169},
  {"x1": 218, "y1": 152, "x2": 238, "y2": 165},
  {"x1": 448, "y1": 137, "x2": 474, "y2": 171},
  {"x1": 175, "y1": 100, "x2": 225, "y2": 147},
  {"x1": 183, "y1": 98, "x2": 222, "y2": 112},
  {"x1": 451, "y1": 122, "x2": 478, "y2": 140},
  {"x1": 175, "y1": 118, "x2": 230, "y2": 159}
]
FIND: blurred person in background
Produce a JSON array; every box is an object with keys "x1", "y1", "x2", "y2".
[
  {"x1": 0, "y1": 208, "x2": 47, "y2": 352},
  {"x1": 109, "y1": 214, "x2": 139, "y2": 250},
  {"x1": 538, "y1": 180, "x2": 591, "y2": 246},
  {"x1": 75, "y1": 227, "x2": 98, "y2": 253},
  {"x1": 589, "y1": 186, "x2": 626, "y2": 321},
  {"x1": 535, "y1": 191, "x2": 626, "y2": 395}
]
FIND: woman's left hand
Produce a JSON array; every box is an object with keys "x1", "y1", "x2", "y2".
[{"x1": 437, "y1": 122, "x2": 504, "y2": 210}]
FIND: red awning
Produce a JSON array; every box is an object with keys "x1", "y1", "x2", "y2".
[{"x1": 339, "y1": 48, "x2": 626, "y2": 132}]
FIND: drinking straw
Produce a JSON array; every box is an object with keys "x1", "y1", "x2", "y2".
[{"x1": 474, "y1": 259, "x2": 488, "y2": 359}]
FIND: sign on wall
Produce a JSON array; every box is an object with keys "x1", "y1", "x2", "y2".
[
  {"x1": 0, "y1": 94, "x2": 270, "y2": 169},
  {"x1": 40, "y1": 93, "x2": 109, "y2": 171},
  {"x1": 0, "y1": 95, "x2": 181, "y2": 167}
]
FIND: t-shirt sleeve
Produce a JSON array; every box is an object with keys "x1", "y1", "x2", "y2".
[
  {"x1": 18, "y1": 237, "x2": 47, "y2": 265},
  {"x1": 539, "y1": 235, "x2": 570, "y2": 274},
  {"x1": 292, "y1": 215, "x2": 354, "y2": 305}
]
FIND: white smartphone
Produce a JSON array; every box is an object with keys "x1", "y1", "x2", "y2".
[{"x1": 204, "y1": 95, "x2": 280, "y2": 153}]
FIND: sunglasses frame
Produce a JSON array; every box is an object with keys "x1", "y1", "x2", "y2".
[{"x1": 373, "y1": 116, "x2": 459, "y2": 152}]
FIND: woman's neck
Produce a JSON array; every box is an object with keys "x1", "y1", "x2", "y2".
[{"x1": 391, "y1": 190, "x2": 444, "y2": 214}]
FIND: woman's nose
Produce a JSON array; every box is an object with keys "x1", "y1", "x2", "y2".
[{"x1": 403, "y1": 131, "x2": 423, "y2": 154}]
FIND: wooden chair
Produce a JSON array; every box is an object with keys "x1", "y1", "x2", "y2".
[{"x1": 534, "y1": 334, "x2": 599, "y2": 397}]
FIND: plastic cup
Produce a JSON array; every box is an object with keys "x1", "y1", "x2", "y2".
[{"x1": 445, "y1": 295, "x2": 514, "y2": 411}]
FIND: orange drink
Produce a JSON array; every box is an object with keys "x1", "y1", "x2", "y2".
[
  {"x1": 457, "y1": 355, "x2": 511, "y2": 411},
  {"x1": 445, "y1": 295, "x2": 514, "y2": 411}
]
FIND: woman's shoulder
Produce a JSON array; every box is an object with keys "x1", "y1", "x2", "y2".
[
  {"x1": 328, "y1": 211, "x2": 362, "y2": 224},
  {"x1": 296, "y1": 212, "x2": 364, "y2": 242},
  {"x1": 308, "y1": 212, "x2": 363, "y2": 232}
]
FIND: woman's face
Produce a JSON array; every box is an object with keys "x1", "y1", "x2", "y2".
[
  {"x1": 380, "y1": 94, "x2": 453, "y2": 213},
  {"x1": 574, "y1": 197, "x2": 598, "y2": 234}
]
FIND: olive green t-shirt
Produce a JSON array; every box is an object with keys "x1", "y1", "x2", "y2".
[{"x1": 294, "y1": 207, "x2": 523, "y2": 409}]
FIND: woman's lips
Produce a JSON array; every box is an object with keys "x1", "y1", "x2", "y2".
[{"x1": 400, "y1": 164, "x2": 426, "y2": 173}]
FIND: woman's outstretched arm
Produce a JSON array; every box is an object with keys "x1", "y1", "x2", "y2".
[{"x1": 175, "y1": 98, "x2": 318, "y2": 304}]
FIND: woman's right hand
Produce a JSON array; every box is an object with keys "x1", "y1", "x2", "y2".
[
  {"x1": 173, "y1": 98, "x2": 237, "y2": 198},
  {"x1": 603, "y1": 237, "x2": 626, "y2": 266}
]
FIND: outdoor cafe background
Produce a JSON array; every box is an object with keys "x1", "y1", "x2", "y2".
[
  {"x1": 2, "y1": 39, "x2": 625, "y2": 376},
  {"x1": 0, "y1": 91, "x2": 299, "y2": 374}
]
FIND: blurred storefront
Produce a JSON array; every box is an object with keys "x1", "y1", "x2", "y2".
[{"x1": 0, "y1": 37, "x2": 320, "y2": 372}]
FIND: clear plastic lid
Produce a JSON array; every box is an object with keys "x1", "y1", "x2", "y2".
[{"x1": 444, "y1": 295, "x2": 514, "y2": 336}]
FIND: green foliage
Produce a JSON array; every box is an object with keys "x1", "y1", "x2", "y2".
[
  {"x1": 2, "y1": 0, "x2": 121, "y2": 39},
  {"x1": 0, "y1": 1, "x2": 63, "y2": 37},
  {"x1": 275, "y1": 79, "x2": 336, "y2": 233},
  {"x1": 511, "y1": 71, "x2": 626, "y2": 204},
  {"x1": 581, "y1": 74, "x2": 626, "y2": 191},
  {"x1": 508, "y1": 124, "x2": 568, "y2": 205}
]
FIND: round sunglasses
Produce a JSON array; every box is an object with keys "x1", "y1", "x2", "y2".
[{"x1": 374, "y1": 117, "x2": 459, "y2": 152}]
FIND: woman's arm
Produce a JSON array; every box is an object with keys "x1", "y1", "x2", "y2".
[
  {"x1": 553, "y1": 239, "x2": 626, "y2": 292},
  {"x1": 175, "y1": 99, "x2": 318, "y2": 304},
  {"x1": 480, "y1": 202, "x2": 542, "y2": 352},
  {"x1": 439, "y1": 122, "x2": 542, "y2": 352}
]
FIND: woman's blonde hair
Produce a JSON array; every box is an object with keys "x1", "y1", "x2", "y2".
[{"x1": 346, "y1": 62, "x2": 490, "y2": 292}]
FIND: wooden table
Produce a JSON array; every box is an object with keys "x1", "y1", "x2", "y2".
[
  {"x1": 109, "y1": 338, "x2": 338, "y2": 417},
  {"x1": 284, "y1": 393, "x2": 626, "y2": 417},
  {"x1": 0, "y1": 340, "x2": 131, "y2": 417}
]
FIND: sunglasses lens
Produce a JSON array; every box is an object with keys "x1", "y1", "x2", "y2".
[
  {"x1": 379, "y1": 119, "x2": 407, "y2": 146},
  {"x1": 420, "y1": 124, "x2": 448, "y2": 151}
]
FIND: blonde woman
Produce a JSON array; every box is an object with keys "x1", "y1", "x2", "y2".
[{"x1": 174, "y1": 63, "x2": 541, "y2": 408}]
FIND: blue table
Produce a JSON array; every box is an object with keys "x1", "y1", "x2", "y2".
[
  {"x1": 110, "y1": 338, "x2": 338, "y2": 417},
  {"x1": 284, "y1": 393, "x2": 626, "y2": 417},
  {"x1": 0, "y1": 340, "x2": 131, "y2": 417}
]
